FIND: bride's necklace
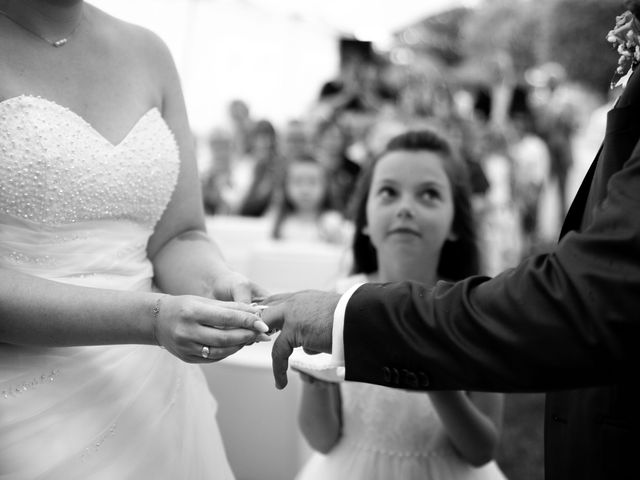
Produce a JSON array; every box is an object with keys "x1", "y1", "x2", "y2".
[{"x1": 0, "y1": 7, "x2": 83, "y2": 47}]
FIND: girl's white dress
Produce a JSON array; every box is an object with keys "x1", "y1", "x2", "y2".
[
  {"x1": 296, "y1": 275, "x2": 508, "y2": 480},
  {"x1": 0, "y1": 95, "x2": 234, "y2": 479}
]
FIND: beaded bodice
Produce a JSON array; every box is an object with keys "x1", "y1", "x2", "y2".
[{"x1": 0, "y1": 95, "x2": 180, "y2": 228}]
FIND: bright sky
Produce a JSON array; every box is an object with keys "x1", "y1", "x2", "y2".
[{"x1": 90, "y1": 0, "x2": 479, "y2": 135}]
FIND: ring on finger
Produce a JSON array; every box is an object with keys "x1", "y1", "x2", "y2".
[
  {"x1": 251, "y1": 304, "x2": 276, "y2": 333},
  {"x1": 251, "y1": 303, "x2": 268, "y2": 317},
  {"x1": 201, "y1": 345, "x2": 210, "y2": 359}
]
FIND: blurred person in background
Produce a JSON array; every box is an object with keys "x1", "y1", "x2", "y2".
[
  {"x1": 446, "y1": 113, "x2": 490, "y2": 203},
  {"x1": 316, "y1": 54, "x2": 387, "y2": 120},
  {"x1": 271, "y1": 154, "x2": 351, "y2": 245},
  {"x1": 475, "y1": 126, "x2": 522, "y2": 275},
  {"x1": 528, "y1": 63, "x2": 579, "y2": 217},
  {"x1": 227, "y1": 98, "x2": 254, "y2": 159},
  {"x1": 238, "y1": 119, "x2": 285, "y2": 217},
  {"x1": 282, "y1": 118, "x2": 311, "y2": 161},
  {"x1": 202, "y1": 127, "x2": 234, "y2": 215},
  {"x1": 313, "y1": 119, "x2": 361, "y2": 215},
  {"x1": 508, "y1": 103, "x2": 551, "y2": 257}
]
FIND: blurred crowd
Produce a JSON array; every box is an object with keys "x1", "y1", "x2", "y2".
[{"x1": 199, "y1": 46, "x2": 609, "y2": 276}]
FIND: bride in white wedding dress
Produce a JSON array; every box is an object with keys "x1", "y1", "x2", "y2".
[{"x1": 0, "y1": 1, "x2": 269, "y2": 478}]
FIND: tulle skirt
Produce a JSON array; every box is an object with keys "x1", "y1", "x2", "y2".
[
  {"x1": 297, "y1": 445, "x2": 507, "y2": 480},
  {"x1": 0, "y1": 214, "x2": 234, "y2": 479}
]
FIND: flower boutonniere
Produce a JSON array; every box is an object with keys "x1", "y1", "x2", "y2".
[{"x1": 607, "y1": 10, "x2": 640, "y2": 89}]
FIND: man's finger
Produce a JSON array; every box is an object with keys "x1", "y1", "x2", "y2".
[
  {"x1": 271, "y1": 330, "x2": 294, "y2": 389},
  {"x1": 260, "y1": 292, "x2": 295, "y2": 306}
]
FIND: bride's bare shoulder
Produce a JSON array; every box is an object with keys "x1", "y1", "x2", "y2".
[{"x1": 88, "y1": 4, "x2": 172, "y2": 64}]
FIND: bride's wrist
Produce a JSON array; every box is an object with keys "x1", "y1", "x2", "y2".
[{"x1": 150, "y1": 295, "x2": 165, "y2": 347}]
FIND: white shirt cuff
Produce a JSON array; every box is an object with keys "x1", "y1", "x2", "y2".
[{"x1": 331, "y1": 282, "x2": 365, "y2": 379}]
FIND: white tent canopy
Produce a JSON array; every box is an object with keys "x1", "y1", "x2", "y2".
[
  {"x1": 91, "y1": 0, "x2": 476, "y2": 134},
  {"x1": 235, "y1": 0, "x2": 480, "y2": 44}
]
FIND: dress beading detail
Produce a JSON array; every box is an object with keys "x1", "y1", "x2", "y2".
[
  {"x1": 80, "y1": 423, "x2": 118, "y2": 462},
  {"x1": 0, "y1": 95, "x2": 180, "y2": 228},
  {"x1": 1, "y1": 369, "x2": 60, "y2": 399}
]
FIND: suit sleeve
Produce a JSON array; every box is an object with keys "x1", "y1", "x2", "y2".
[{"x1": 344, "y1": 141, "x2": 640, "y2": 392}]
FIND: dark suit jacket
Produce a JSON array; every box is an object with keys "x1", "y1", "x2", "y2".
[{"x1": 343, "y1": 71, "x2": 640, "y2": 479}]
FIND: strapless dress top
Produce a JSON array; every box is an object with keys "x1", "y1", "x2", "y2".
[{"x1": 0, "y1": 94, "x2": 179, "y2": 228}]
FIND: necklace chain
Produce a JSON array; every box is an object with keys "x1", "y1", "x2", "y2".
[{"x1": 0, "y1": 8, "x2": 83, "y2": 47}]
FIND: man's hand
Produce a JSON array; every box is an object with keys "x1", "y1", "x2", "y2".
[{"x1": 261, "y1": 290, "x2": 340, "y2": 389}]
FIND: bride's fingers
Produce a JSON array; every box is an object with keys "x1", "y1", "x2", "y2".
[
  {"x1": 200, "y1": 326, "x2": 267, "y2": 348},
  {"x1": 196, "y1": 296, "x2": 261, "y2": 314},
  {"x1": 188, "y1": 344, "x2": 245, "y2": 363},
  {"x1": 260, "y1": 304, "x2": 285, "y2": 334},
  {"x1": 184, "y1": 327, "x2": 272, "y2": 363},
  {"x1": 250, "y1": 282, "x2": 270, "y2": 302},
  {"x1": 230, "y1": 280, "x2": 253, "y2": 304},
  {"x1": 196, "y1": 303, "x2": 268, "y2": 333}
]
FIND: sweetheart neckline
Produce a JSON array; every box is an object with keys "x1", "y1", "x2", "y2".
[{"x1": 0, "y1": 94, "x2": 160, "y2": 148}]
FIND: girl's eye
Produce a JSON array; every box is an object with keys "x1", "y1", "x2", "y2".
[
  {"x1": 421, "y1": 189, "x2": 441, "y2": 201},
  {"x1": 377, "y1": 186, "x2": 396, "y2": 198}
]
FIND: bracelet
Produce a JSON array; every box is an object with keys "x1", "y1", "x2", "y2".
[{"x1": 152, "y1": 296, "x2": 163, "y2": 347}]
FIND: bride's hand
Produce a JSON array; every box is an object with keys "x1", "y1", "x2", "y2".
[
  {"x1": 154, "y1": 295, "x2": 270, "y2": 363},
  {"x1": 209, "y1": 269, "x2": 270, "y2": 304}
]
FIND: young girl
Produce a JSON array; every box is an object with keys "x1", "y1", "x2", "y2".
[
  {"x1": 271, "y1": 154, "x2": 352, "y2": 245},
  {"x1": 295, "y1": 130, "x2": 507, "y2": 480}
]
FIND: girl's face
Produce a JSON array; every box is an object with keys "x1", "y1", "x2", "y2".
[
  {"x1": 252, "y1": 133, "x2": 275, "y2": 161},
  {"x1": 285, "y1": 162, "x2": 327, "y2": 213},
  {"x1": 365, "y1": 150, "x2": 456, "y2": 267}
]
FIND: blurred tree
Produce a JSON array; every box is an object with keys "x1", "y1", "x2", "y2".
[
  {"x1": 542, "y1": 0, "x2": 624, "y2": 96},
  {"x1": 459, "y1": 0, "x2": 543, "y2": 80},
  {"x1": 394, "y1": 7, "x2": 473, "y2": 66},
  {"x1": 392, "y1": 0, "x2": 625, "y2": 97}
]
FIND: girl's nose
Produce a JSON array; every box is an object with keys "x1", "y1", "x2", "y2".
[{"x1": 396, "y1": 196, "x2": 415, "y2": 218}]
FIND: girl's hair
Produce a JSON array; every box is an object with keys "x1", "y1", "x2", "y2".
[
  {"x1": 251, "y1": 119, "x2": 277, "y2": 140},
  {"x1": 271, "y1": 154, "x2": 335, "y2": 239},
  {"x1": 248, "y1": 119, "x2": 278, "y2": 159},
  {"x1": 350, "y1": 129, "x2": 479, "y2": 281}
]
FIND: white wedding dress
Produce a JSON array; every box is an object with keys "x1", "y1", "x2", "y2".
[{"x1": 0, "y1": 95, "x2": 234, "y2": 479}]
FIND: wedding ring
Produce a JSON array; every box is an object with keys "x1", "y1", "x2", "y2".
[
  {"x1": 252, "y1": 305, "x2": 277, "y2": 334},
  {"x1": 201, "y1": 345, "x2": 210, "y2": 359},
  {"x1": 254, "y1": 305, "x2": 268, "y2": 319}
]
